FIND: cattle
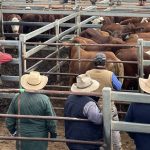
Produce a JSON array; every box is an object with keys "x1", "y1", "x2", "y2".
[
  {"x1": 91, "y1": 16, "x2": 115, "y2": 26},
  {"x1": 69, "y1": 46, "x2": 124, "y2": 85},
  {"x1": 139, "y1": 0, "x2": 146, "y2": 6},
  {"x1": 3, "y1": 14, "x2": 22, "y2": 40},
  {"x1": 116, "y1": 47, "x2": 150, "y2": 90},
  {"x1": 134, "y1": 22, "x2": 150, "y2": 33},
  {"x1": 22, "y1": 13, "x2": 44, "y2": 42},
  {"x1": 125, "y1": 32, "x2": 150, "y2": 44},
  {"x1": 42, "y1": 14, "x2": 64, "y2": 35},
  {"x1": 79, "y1": 28, "x2": 125, "y2": 53},
  {"x1": 101, "y1": 23, "x2": 137, "y2": 38},
  {"x1": 119, "y1": 17, "x2": 149, "y2": 25},
  {"x1": 22, "y1": 13, "x2": 64, "y2": 41},
  {"x1": 22, "y1": 13, "x2": 43, "y2": 34},
  {"x1": 71, "y1": 36, "x2": 101, "y2": 51}
]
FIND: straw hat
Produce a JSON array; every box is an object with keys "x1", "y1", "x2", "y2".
[
  {"x1": 139, "y1": 75, "x2": 150, "y2": 93},
  {"x1": 21, "y1": 71, "x2": 48, "y2": 90},
  {"x1": 71, "y1": 74, "x2": 100, "y2": 92}
]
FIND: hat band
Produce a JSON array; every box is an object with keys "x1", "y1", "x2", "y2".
[
  {"x1": 27, "y1": 80, "x2": 41, "y2": 86},
  {"x1": 77, "y1": 81, "x2": 93, "y2": 89}
]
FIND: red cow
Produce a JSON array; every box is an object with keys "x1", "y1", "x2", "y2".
[
  {"x1": 80, "y1": 28, "x2": 125, "y2": 53},
  {"x1": 69, "y1": 46, "x2": 124, "y2": 85},
  {"x1": 116, "y1": 47, "x2": 150, "y2": 90}
]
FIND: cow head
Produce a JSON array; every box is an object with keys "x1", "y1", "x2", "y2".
[
  {"x1": 7, "y1": 14, "x2": 22, "y2": 40},
  {"x1": 91, "y1": 17, "x2": 104, "y2": 25}
]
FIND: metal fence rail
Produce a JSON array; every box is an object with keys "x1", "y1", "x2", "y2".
[
  {"x1": 102, "y1": 87, "x2": 150, "y2": 150},
  {"x1": 0, "y1": 40, "x2": 22, "y2": 84}
]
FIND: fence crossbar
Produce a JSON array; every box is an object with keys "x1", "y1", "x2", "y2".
[{"x1": 102, "y1": 87, "x2": 150, "y2": 150}]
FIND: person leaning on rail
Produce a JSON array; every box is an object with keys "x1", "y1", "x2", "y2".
[
  {"x1": 6, "y1": 71, "x2": 57, "y2": 150},
  {"x1": 125, "y1": 75, "x2": 150, "y2": 150},
  {"x1": 64, "y1": 74, "x2": 103, "y2": 150},
  {"x1": 0, "y1": 51, "x2": 13, "y2": 85},
  {"x1": 86, "y1": 52, "x2": 123, "y2": 150}
]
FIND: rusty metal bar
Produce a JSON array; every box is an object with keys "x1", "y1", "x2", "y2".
[
  {"x1": 0, "y1": 89, "x2": 102, "y2": 97},
  {"x1": 0, "y1": 114, "x2": 89, "y2": 122},
  {"x1": 24, "y1": 42, "x2": 137, "y2": 47},
  {"x1": 0, "y1": 136, "x2": 104, "y2": 145},
  {"x1": 50, "y1": 97, "x2": 66, "y2": 100},
  {"x1": 4, "y1": 33, "x2": 54, "y2": 39},
  {"x1": 25, "y1": 57, "x2": 139, "y2": 64},
  {"x1": 24, "y1": 71, "x2": 139, "y2": 79},
  {"x1": 45, "y1": 85, "x2": 70, "y2": 89},
  {"x1": 33, "y1": 72, "x2": 78, "y2": 76},
  {"x1": 54, "y1": 107, "x2": 64, "y2": 110}
]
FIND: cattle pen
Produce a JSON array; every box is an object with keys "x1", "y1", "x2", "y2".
[{"x1": 1, "y1": 0, "x2": 150, "y2": 149}]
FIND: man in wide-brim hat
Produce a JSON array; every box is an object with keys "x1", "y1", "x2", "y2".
[
  {"x1": 139, "y1": 75, "x2": 150, "y2": 93},
  {"x1": 6, "y1": 71, "x2": 57, "y2": 150},
  {"x1": 86, "y1": 52, "x2": 123, "y2": 150},
  {"x1": 64, "y1": 73, "x2": 103, "y2": 150},
  {"x1": 125, "y1": 75, "x2": 150, "y2": 150},
  {"x1": 20, "y1": 71, "x2": 48, "y2": 90}
]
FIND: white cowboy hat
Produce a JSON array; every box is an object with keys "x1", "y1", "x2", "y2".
[
  {"x1": 71, "y1": 74, "x2": 100, "y2": 93},
  {"x1": 139, "y1": 75, "x2": 150, "y2": 93},
  {"x1": 21, "y1": 71, "x2": 48, "y2": 90}
]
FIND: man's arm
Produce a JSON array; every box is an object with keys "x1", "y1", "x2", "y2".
[
  {"x1": 83, "y1": 101, "x2": 103, "y2": 124},
  {"x1": 0, "y1": 52, "x2": 12, "y2": 64},
  {"x1": 5, "y1": 94, "x2": 18, "y2": 134},
  {"x1": 112, "y1": 73, "x2": 122, "y2": 91},
  {"x1": 125, "y1": 104, "x2": 135, "y2": 139},
  {"x1": 45, "y1": 97, "x2": 57, "y2": 138}
]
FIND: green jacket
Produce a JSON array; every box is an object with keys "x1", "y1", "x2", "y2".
[{"x1": 6, "y1": 92, "x2": 57, "y2": 150}]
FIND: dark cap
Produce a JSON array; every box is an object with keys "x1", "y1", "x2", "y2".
[{"x1": 94, "y1": 53, "x2": 106, "y2": 67}]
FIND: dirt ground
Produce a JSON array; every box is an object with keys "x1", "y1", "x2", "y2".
[{"x1": 0, "y1": 120, "x2": 135, "y2": 150}]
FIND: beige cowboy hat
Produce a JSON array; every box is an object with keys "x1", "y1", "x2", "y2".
[
  {"x1": 139, "y1": 75, "x2": 150, "y2": 93},
  {"x1": 71, "y1": 74, "x2": 100, "y2": 92},
  {"x1": 21, "y1": 71, "x2": 48, "y2": 90}
]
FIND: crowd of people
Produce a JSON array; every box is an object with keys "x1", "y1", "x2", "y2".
[{"x1": 3, "y1": 52, "x2": 150, "y2": 150}]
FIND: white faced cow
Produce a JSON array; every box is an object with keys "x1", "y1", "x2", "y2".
[{"x1": 3, "y1": 14, "x2": 22, "y2": 40}]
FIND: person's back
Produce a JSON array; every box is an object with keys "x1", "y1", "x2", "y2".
[
  {"x1": 86, "y1": 69, "x2": 113, "y2": 92},
  {"x1": 125, "y1": 75, "x2": 150, "y2": 150},
  {"x1": 6, "y1": 92, "x2": 55, "y2": 135},
  {"x1": 125, "y1": 103, "x2": 150, "y2": 150},
  {"x1": 64, "y1": 74, "x2": 103, "y2": 150},
  {"x1": 86, "y1": 53, "x2": 122, "y2": 150},
  {"x1": 6, "y1": 71, "x2": 57, "y2": 150},
  {"x1": 86, "y1": 52, "x2": 121, "y2": 91},
  {"x1": 65, "y1": 95, "x2": 103, "y2": 150}
]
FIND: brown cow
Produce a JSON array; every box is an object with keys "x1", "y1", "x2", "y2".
[
  {"x1": 116, "y1": 47, "x2": 150, "y2": 90},
  {"x1": 102, "y1": 23, "x2": 138, "y2": 38},
  {"x1": 125, "y1": 33, "x2": 150, "y2": 52},
  {"x1": 79, "y1": 28, "x2": 125, "y2": 53},
  {"x1": 72, "y1": 36, "x2": 101, "y2": 51},
  {"x1": 69, "y1": 46, "x2": 124, "y2": 85},
  {"x1": 119, "y1": 17, "x2": 149, "y2": 25},
  {"x1": 125, "y1": 33, "x2": 150, "y2": 43},
  {"x1": 134, "y1": 22, "x2": 150, "y2": 33},
  {"x1": 22, "y1": 14, "x2": 43, "y2": 33}
]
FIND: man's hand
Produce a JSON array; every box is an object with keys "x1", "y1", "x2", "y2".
[
  {"x1": 50, "y1": 132, "x2": 57, "y2": 138},
  {"x1": 11, "y1": 131, "x2": 17, "y2": 137}
]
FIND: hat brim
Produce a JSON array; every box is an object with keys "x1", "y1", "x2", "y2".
[
  {"x1": 71, "y1": 79, "x2": 99, "y2": 93},
  {"x1": 139, "y1": 78, "x2": 150, "y2": 94},
  {"x1": 21, "y1": 74, "x2": 48, "y2": 90}
]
